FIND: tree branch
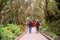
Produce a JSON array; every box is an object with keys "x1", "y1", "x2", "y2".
[{"x1": 1, "y1": 6, "x2": 12, "y2": 13}]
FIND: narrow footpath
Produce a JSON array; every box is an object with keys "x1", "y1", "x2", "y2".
[{"x1": 18, "y1": 27, "x2": 48, "y2": 40}]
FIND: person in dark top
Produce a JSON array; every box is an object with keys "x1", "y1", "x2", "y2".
[
  {"x1": 35, "y1": 19, "x2": 40, "y2": 33},
  {"x1": 28, "y1": 20, "x2": 33, "y2": 33}
]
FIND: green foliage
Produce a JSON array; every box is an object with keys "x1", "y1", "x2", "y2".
[
  {"x1": 0, "y1": 24, "x2": 25, "y2": 40},
  {"x1": 49, "y1": 33, "x2": 57, "y2": 39},
  {"x1": 50, "y1": 19, "x2": 60, "y2": 35},
  {"x1": 0, "y1": 24, "x2": 4, "y2": 28},
  {"x1": 7, "y1": 24, "x2": 25, "y2": 36},
  {"x1": 3, "y1": 1, "x2": 11, "y2": 10},
  {"x1": 47, "y1": 0, "x2": 58, "y2": 15},
  {"x1": 7, "y1": 24, "x2": 18, "y2": 33},
  {"x1": 39, "y1": 23, "x2": 49, "y2": 32},
  {"x1": 0, "y1": 28, "x2": 15, "y2": 40},
  {"x1": 0, "y1": 0, "x2": 9, "y2": 11},
  {"x1": 39, "y1": 23, "x2": 58, "y2": 39},
  {"x1": 45, "y1": 0, "x2": 60, "y2": 38}
]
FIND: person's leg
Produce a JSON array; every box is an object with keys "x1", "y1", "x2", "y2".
[
  {"x1": 36, "y1": 26, "x2": 38, "y2": 33},
  {"x1": 29, "y1": 27, "x2": 30, "y2": 33},
  {"x1": 37, "y1": 27, "x2": 39, "y2": 32},
  {"x1": 36, "y1": 26, "x2": 39, "y2": 33},
  {"x1": 29, "y1": 26, "x2": 32, "y2": 33}
]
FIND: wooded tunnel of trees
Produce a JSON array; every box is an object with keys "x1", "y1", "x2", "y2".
[{"x1": 0, "y1": 0, "x2": 60, "y2": 40}]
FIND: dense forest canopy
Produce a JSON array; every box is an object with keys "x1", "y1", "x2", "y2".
[
  {"x1": 0, "y1": 0, "x2": 60, "y2": 34},
  {"x1": 0, "y1": 0, "x2": 60, "y2": 25}
]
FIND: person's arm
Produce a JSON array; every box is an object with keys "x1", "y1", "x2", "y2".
[
  {"x1": 35, "y1": 22, "x2": 36, "y2": 26},
  {"x1": 39, "y1": 22, "x2": 40, "y2": 26}
]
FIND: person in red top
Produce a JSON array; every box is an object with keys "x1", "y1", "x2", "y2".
[
  {"x1": 32, "y1": 22, "x2": 35, "y2": 27},
  {"x1": 35, "y1": 18, "x2": 40, "y2": 33}
]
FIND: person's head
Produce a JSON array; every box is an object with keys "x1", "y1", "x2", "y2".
[
  {"x1": 36, "y1": 18, "x2": 39, "y2": 21},
  {"x1": 29, "y1": 19, "x2": 33, "y2": 22}
]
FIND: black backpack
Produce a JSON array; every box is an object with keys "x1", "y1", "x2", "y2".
[{"x1": 29, "y1": 21, "x2": 32, "y2": 26}]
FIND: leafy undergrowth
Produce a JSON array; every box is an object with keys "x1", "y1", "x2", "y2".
[
  {"x1": 0, "y1": 24, "x2": 25, "y2": 40},
  {"x1": 39, "y1": 24, "x2": 58, "y2": 39}
]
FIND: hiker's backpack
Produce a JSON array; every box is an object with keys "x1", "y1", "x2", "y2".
[
  {"x1": 29, "y1": 21, "x2": 32, "y2": 26},
  {"x1": 36, "y1": 21, "x2": 40, "y2": 26}
]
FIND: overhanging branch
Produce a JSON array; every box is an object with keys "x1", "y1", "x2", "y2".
[{"x1": 1, "y1": 6, "x2": 12, "y2": 13}]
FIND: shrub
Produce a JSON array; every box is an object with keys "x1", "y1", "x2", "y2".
[
  {"x1": 0, "y1": 24, "x2": 25, "y2": 40},
  {"x1": 0, "y1": 24, "x2": 4, "y2": 28},
  {"x1": 50, "y1": 19, "x2": 60, "y2": 36}
]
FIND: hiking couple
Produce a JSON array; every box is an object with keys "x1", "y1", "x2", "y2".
[{"x1": 27, "y1": 18, "x2": 40, "y2": 33}]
